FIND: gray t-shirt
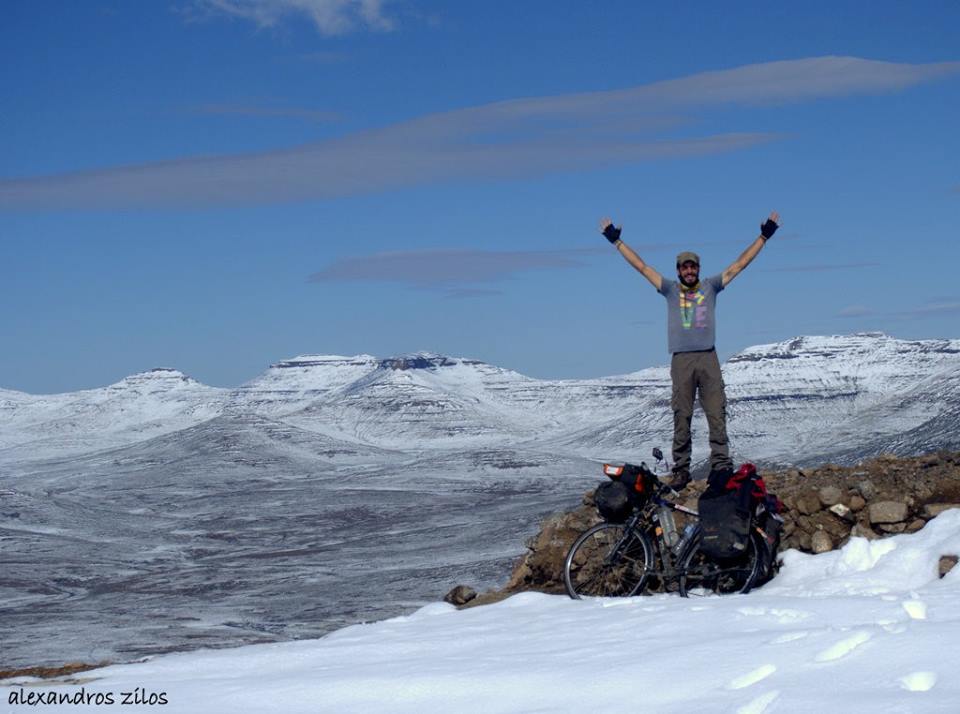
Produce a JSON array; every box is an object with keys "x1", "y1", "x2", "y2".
[{"x1": 658, "y1": 274, "x2": 724, "y2": 354}]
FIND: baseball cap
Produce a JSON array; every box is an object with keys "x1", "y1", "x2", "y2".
[{"x1": 676, "y1": 251, "x2": 700, "y2": 267}]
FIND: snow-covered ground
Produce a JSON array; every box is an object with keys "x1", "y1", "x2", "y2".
[{"x1": 6, "y1": 510, "x2": 959, "y2": 714}]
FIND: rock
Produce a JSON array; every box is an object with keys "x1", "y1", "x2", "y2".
[
  {"x1": 829, "y1": 503, "x2": 855, "y2": 523},
  {"x1": 857, "y1": 480, "x2": 877, "y2": 500},
  {"x1": 811, "y1": 511, "x2": 851, "y2": 539},
  {"x1": 876, "y1": 522, "x2": 907, "y2": 534},
  {"x1": 503, "y1": 504, "x2": 600, "y2": 592},
  {"x1": 869, "y1": 501, "x2": 909, "y2": 525},
  {"x1": 796, "y1": 491, "x2": 822, "y2": 516},
  {"x1": 443, "y1": 585, "x2": 478, "y2": 606},
  {"x1": 922, "y1": 503, "x2": 960, "y2": 519},
  {"x1": 460, "y1": 590, "x2": 513, "y2": 609},
  {"x1": 811, "y1": 531, "x2": 833, "y2": 553},
  {"x1": 905, "y1": 519, "x2": 925, "y2": 533},
  {"x1": 849, "y1": 495, "x2": 866, "y2": 512},
  {"x1": 819, "y1": 486, "x2": 844, "y2": 507},
  {"x1": 940, "y1": 555, "x2": 958, "y2": 578},
  {"x1": 851, "y1": 524, "x2": 880, "y2": 540}
]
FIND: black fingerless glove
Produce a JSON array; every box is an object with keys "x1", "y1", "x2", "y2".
[
  {"x1": 602, "y1": 224, "x2": 622, "y2": 244},
  {"x1": 760, "y1": 219, "x2": 778, "y2": 240}
]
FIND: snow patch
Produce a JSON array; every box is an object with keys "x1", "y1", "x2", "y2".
[{"x1": 7, "y1": 510, "x2": 960, "y2": 713}]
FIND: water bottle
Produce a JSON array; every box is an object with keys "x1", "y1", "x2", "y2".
[
  {"x1": 658, "y1": 506, "x2": 679, "y2": 548},
  {"x1": 672, "y1": 522, "x2": 697, "y2": 556}
]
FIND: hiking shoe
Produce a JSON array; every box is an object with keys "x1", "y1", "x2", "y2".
[{"x1": 666, "y1": 469, "x2": 691, "y2": 491}]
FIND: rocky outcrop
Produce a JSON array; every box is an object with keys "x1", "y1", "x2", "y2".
[
  {"x1": 940, "y1": 555, "x2": 958, "y2": 577},
  {"x1": 443, "y1": 585, "x2": 478, "y2": 606},
  {"x1": 453, "y1": 450, "x2": 960, "y2": 603}
]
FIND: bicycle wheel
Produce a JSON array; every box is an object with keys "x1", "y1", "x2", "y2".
[
  {"x1": 678, "y1": 528, "x2": 761, "y2": 597},
  {"x1": 563, "y1": 523, "x2": 653, "y2": 599}
]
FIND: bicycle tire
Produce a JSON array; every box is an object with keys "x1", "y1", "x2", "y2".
[
  {"x1": 678, "y1": 528, "x2": 762, "y2": 597},
  {"x1": 563, "y1": 522, "x2": 653, "y2": 599}
]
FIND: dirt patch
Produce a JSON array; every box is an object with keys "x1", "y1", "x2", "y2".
[{"x1": 0, "y1": 661, "x2": 109, "y2": 681}]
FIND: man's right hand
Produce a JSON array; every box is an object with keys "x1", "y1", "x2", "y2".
[
  {"x1": 599, "y1": 217, "x2": 621, "y2": 244},
  {"x1": 600, "y1": 217, "x2": 663, "y2": 290}
]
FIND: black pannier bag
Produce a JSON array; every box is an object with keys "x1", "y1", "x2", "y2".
[
  {"x1": 594, "y1": 480, "x2": 633, "y2": 523},
  {"x1": 594, "y1": 462, "x2": 657, "y2": 523},
  {"x1": 697, "y1": 465, "x2": 755, "y2": 559}
]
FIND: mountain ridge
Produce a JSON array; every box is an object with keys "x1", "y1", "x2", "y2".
[{"x1": 2, "y1": 332, "x2": 959, "y2": 467}]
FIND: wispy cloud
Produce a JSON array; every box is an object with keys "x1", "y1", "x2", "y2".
[
  {"x1": 190, "y1": 103, "x2": 341, "y2": 122},
  {"x1": 836, "y1": 298, "x2": 960, "y2": 320},
  {"x1": 2, "y1": 57, "x2": 958, "y2": 211},
  {"x1": 189, "y1": 0, "x2": 395, "y2": 35},
  {"x1": 896, "y1": 300, "x2": 960, "y2": 317},
  {"x1": 441, "y1": 287, "x2": 504, "y2": 300},
  {"x1": 837, "y1": 305, "x2": 874, "y2": 318},
  {"x1": 309, "y1": 248, "x2": 593, "y2": 294},
  {"x1": 765, "y1": 262, "x2": 882, "y2": 272}
]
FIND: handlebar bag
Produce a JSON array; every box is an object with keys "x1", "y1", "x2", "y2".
[{"x1": 594, "y1": 481, "x2": 633, "y2": 523}]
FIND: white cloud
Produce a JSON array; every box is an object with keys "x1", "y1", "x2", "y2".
[
  {"x1": 901, "y1": 301, "x2": 960, "y2": 317},
  {"x1": 194, "y1": 0, "x2": 394, "y2": 35},
  {"x1": 766, "y1": 262, "x2": 882, "y2": 273},
  {"x1": 309, "y1": 248, "x2": 592, "y2": 291},
  {"x1": 191, "y1": 103, "x2": 341, "y2": 122},
  {"x1": 2, "y1": 57, "x2": 958, "y2": 210},
  {"x1": 837, "y1": 305, "x2": 874, "y2": 318},
  {"x1": 836, "y1": 299, "x2": 960, "y2": 320}
]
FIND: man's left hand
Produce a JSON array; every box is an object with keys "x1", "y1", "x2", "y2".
[{"x1": 760, "y1": 211, "x2": 781, "y2": 240}]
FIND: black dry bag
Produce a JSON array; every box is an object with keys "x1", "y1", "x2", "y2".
[
  {"x1": 594, "y1": 480, "x2": 633, "y2": 523},
  {"x1": 697, "y1": 469, "x2": 753, "y2": 559}
]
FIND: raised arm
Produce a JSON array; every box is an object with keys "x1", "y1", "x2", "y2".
[
  {"x1": 599, "y1": 217, "x2": 663, "y2": 291},
  {"x1": 721, "y1": 211, "x2": 780, "y2": 287}
]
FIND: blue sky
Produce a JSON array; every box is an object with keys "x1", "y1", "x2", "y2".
[{"x1": 2, "y1": 0, "x2": 959, "y2": 393}]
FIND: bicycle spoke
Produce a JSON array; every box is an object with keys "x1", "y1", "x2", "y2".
[
  {"x1": 564, "y1": 523, "x2": 652, "y2": 599},
  {"x1": 679, "y1": 531, "x2": 760, "y2": 597}
]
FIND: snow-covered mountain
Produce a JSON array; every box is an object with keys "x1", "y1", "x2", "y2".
[
  {"x1": 0, "y1": 369, "x2": 228, "y2": 461},
  {"x1": 3, "y1": 332, "x2": 959, "y2": 670},
  {"x1": 2, "y1": 333, "x2": 958, "y2": 467}
]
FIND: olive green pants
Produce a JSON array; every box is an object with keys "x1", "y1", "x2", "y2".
[{"x1": 670, "y1": 349, "x2": 733, "y2": 475}]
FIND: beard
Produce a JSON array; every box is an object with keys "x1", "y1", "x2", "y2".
[{"x1": 680, "y1": 274, "x2": 699, "y2": 287}]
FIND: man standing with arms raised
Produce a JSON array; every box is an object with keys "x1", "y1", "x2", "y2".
[{"x1": 599, "y1": 211, "x2": 781, "y2": 489}]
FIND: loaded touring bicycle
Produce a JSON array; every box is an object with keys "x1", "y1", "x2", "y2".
[{"x1": 563, "y1": 449, "x2": 783, "y2": 598}]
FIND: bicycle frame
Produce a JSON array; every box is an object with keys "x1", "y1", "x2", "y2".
[{"x1": 635, "y1": 487, "x2": 700, "y2": 580}]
